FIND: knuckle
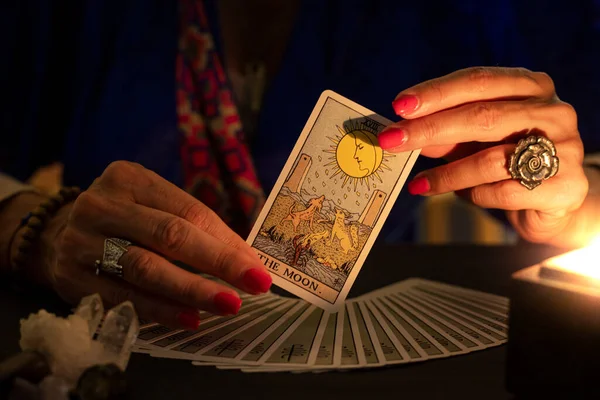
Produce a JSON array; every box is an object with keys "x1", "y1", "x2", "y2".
[
  {"x1": 549, "y1": 101, "x2": 578, "y2": 128},
  {"x1": 469, "y1": 103, "x2": 501, "y2": 131},
  {"x1": 576, "y1": 176, "x2": 589, "y2": 202},
  {"x1": 477, "y1": 148, "x2": 508, "y2": 180},
  {"x1": 178, "y1": 279, "x2": 204, "y2": 305},
  {"x1": 418, "y1": 118, "x2": 441, "y2": 142},
  {"x1": 180, "y1": 201, "x2": 212, "y2": 228},
  {"x1": 513, "y1": 66, "x2": 533, "y2": 76},
  {"x1": 101, "y1": 161, "x2": 141, "y2": 186},
  {"x1": 512, "y1": 67, "x2": 535, "y2": 82},
  {"x1": 127, "y1": 251, "x2": 157, "y2": 284},
  {"x1": 467, "y1": 184, "x2": 518, "y2": 209},
  {"x1": 70, "y1": 191, "x2": 101, "y2": 222},
  {"x1": 494, "y1": 184, "x2": 519, "y2": 208},
  {"x1": 466, "y1": 67, "x2": 494, "y2": 92},
  {"x1": 72, "y1": 190, "x2": 94, "y2": 211},
  {"x1": 212, "y1": 249, "x2": 238, "y2": 278},
  {"x1": 466, "y1": 187, "x2": 484, "y2": 206},
  {"x1": 435, "y1": 167, "x2": 457, "y2": 191},
  {"x1": 155, "y1": 217, "x2": 190, "y2": 253},
  {"x1": 532, "y1": 71, "x2": 555, "y2": 93},
  {"x1": 561, "y1": 173, "x2": 588, "y2": 205},
  {"x1": 424, "y1": 78, "x2": 446, "y2": 103},
  {"x1": 570, "y1": 139, "x2": 585, "y2": 164}
]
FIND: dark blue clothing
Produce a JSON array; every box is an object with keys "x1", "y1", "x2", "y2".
[{"x1": 2, "y1": 0, "x2": 600, "y2": 242}]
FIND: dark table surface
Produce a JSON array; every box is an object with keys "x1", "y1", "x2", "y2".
[{"x1": 0, "y1": 243, "x2": 567, "y2": 400}]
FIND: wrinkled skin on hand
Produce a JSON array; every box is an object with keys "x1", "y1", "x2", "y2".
[
  {"x1": 42, "y1": 161, "x2": 272, "y2": 329},
  {"x1": 379, "y1": 67, "x2": 587, "y2": 245}
]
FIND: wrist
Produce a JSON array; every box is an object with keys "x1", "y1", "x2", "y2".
[
  {"x1": 0, "y1": 192, "x2": 49, "y2": 273},
  {"x1": 2, "y1": 188, "x2": 80, "y2": 288},
  {"x1": 37, "y1": 202, "x2": 72, "y2": 287}
]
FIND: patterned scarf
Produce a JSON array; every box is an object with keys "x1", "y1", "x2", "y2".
[{"x1": 176, "y1": 0, "x2": 265, "y2": 236}]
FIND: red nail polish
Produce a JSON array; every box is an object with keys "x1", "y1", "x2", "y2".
[
  {"x1": 243, "y1": 268, "x2": 272, "y2": 294},
  {"x1": 177, "y1": 311, "x2": 201, "y2": 330},
  {"x1": 214, "y1": 292, "x2": 242, "y2": 315},
  {"x1": 408, "y1": 177, "x2": 430, "y2": 195},
  {"x1": 392, "y1": 95, "x2": 419, "y2": 116},
  {"x1": 378, "y1": 128, "x2": 407, "y2": 150}
]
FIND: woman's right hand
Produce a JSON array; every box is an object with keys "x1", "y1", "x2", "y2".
[{"x1": 38, "y1": 161, "x2": 272, "y2": 329}]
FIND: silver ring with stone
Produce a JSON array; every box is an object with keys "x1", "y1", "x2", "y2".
[
  {"x1": 508, "y1": 135, "x2": 559, "y2": 190},
  {"x1": 95, "y1": 238, "x2": 132, "y2": 278}
]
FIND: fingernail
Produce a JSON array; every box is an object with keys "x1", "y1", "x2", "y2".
[
  {"x1": 177, "y1": 311, "x2": 201, "y2": 330},
  {"x1": 408, "y1": 176, "x2": 430, "y2": 195},
  {"x1": 378, "y1": 128, "x2": 407, "y2": 150},
  {"x1": 243, "y1": 268, "x2": 272, "y2": 294},
  {"x1": 392, "y1": 95, "x2": 419, "y2": 116},
  {"x1": 214, "y1": 292, "x2": 242, "y2": 315}
]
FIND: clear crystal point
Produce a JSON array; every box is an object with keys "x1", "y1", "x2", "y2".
[
  {"x1": 74, "y1": 294, "x2": 104, "y2": 337},
  {"x1": 96, "y1": 301, "x2": 139, "y2": 371}
]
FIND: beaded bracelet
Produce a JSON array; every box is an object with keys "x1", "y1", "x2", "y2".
[{"x1": 7, "y1": 186, "x2": 81, "y2": 274}]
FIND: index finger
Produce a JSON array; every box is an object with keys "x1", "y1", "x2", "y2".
[
  {"x1": 98, "y1": 161, "x2": 256, "y2": 257},
  {"x1": 392, "y1": 67, "x2": 555, "y2": 118}
]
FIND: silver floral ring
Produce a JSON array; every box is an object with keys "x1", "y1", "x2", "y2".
[
  {"x1": 508, "y1": 135, "x2": 559, "y2": 190},
  {"x1": 95, "y1": 238, "x2": 132, "y2": 278}
]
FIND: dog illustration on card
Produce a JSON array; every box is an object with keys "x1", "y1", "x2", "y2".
[
  {"x1": 279, "y1": 195, "x2": 325, "y2": 232},
  {"x1": 329, "y1": 208, "x2": 358, "y2": 254}
]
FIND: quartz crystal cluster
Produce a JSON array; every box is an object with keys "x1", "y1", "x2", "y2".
[{"x1": 18, "y1": 295, "x2": 138, "y2": 390}]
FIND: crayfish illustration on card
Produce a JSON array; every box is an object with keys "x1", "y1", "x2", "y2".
[{"x1": 248, "y1": 92, "x2": 419, "y2": 308}]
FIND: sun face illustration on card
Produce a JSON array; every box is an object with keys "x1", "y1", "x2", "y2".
[{"x1": 247, "y1": 91, "x2": 420, "y2": 310}]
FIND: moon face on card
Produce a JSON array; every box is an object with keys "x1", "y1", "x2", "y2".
[{"x1": 323, "y1": 125, "x2": 390, "y2": 191}]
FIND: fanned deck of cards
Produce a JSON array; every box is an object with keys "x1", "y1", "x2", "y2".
[
  {"x1": 133, "y1": 278, "x2": 508, "y2": 373},
  {"x1": 132, "y1": 91, "x2": 508, "y2": 372}
]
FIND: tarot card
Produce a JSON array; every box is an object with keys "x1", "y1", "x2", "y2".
[
  {"x1": 408, "y1": 290, "x2": 508, "y2": 339},
  {"x1": 409, "y1": 288, "x2": 509, "y2": 328},
  {"x1": 364, "y1": 299, "x2": 423, "y2": 362},
  {"x1": 359, "y1": 301, "x2": 404, "y2": 364},
  {"x1": 413, "y1": 285, "x2": 509, "y2": 314},
  {"x1": 267, "y1": 304, "x2": 363, "y2": 373},
  {"x1": 388, "y1": 294, "x2": 484, "y2": 351},
  {"x1": 347, "y1": 300, "x2": 385, "y2": 367},
  {"x1": 135, "y1": 310, "x2": 219, "y2": 349},
  {"x1": 409, "y1": 278, "x2": 509, "y2": 307},
  {"x1": 372, "y1": 278, "x2": 509, "y2": 328},
  {"x1": 284, "y1": 310, "x2": 339, "y2": 371},
  {"x1": 222, "y1": 302, "x2": 312, "y2": 366},
  {"x1": 199, "y1": 301, "x2": 308, "y2": 369},
  {"x1": 260, "y1": 306, "x2": 325, "y2": 367},
  {"x1": 246, "y1": 90, "x2": 420, "y2": 310},
  {"x1": 378, "y1": 296, "x2": 466, "y2": 356},
  {"x1": 396, "y1": 292, "x2": 498, "y2": 347},
  {"x1": 147, "y1": 295, "x2": 282, "y2": 353},
  {"x1": 134, "y1": 293, "x2": 272, "y2": 350},
  {"x1": 371, "y1": 297, "x2": 446, "y2": 358},
  {"x1": 243, "y1": 305, "x2": 319, "y2": 365},
  {"x1": 149, "y1": 298, "x2": 287, "y2": 360},
  {"x1": 138, "y1": 319, "x2": 155, "y2": 329},
  {"x1": 332, "y1": 303, "x2": 365, "y2": 369},
  {"x1": 242, "y1": 309, "x2": 335, "y2": 373},
  {"x1": 190, "y1": 300, "x2": 300, "y2": 364}
]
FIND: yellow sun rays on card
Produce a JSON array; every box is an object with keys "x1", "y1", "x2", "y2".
[{"x1": 323, "y1": 124, "x2": 393, "y2": 191}]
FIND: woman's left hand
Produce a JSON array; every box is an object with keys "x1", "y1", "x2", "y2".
[{"x1": 379, "y1": 67, "x2": 588, "y2": 245}]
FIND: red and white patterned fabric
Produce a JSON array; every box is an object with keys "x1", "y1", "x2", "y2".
[{"x1": 176, "y1": 0, "x2": 265, "y2": 236}]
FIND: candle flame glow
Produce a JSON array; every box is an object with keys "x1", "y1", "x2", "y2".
[{"x1": 544, "y1": 236, "x2": 600, "y2": 281}]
